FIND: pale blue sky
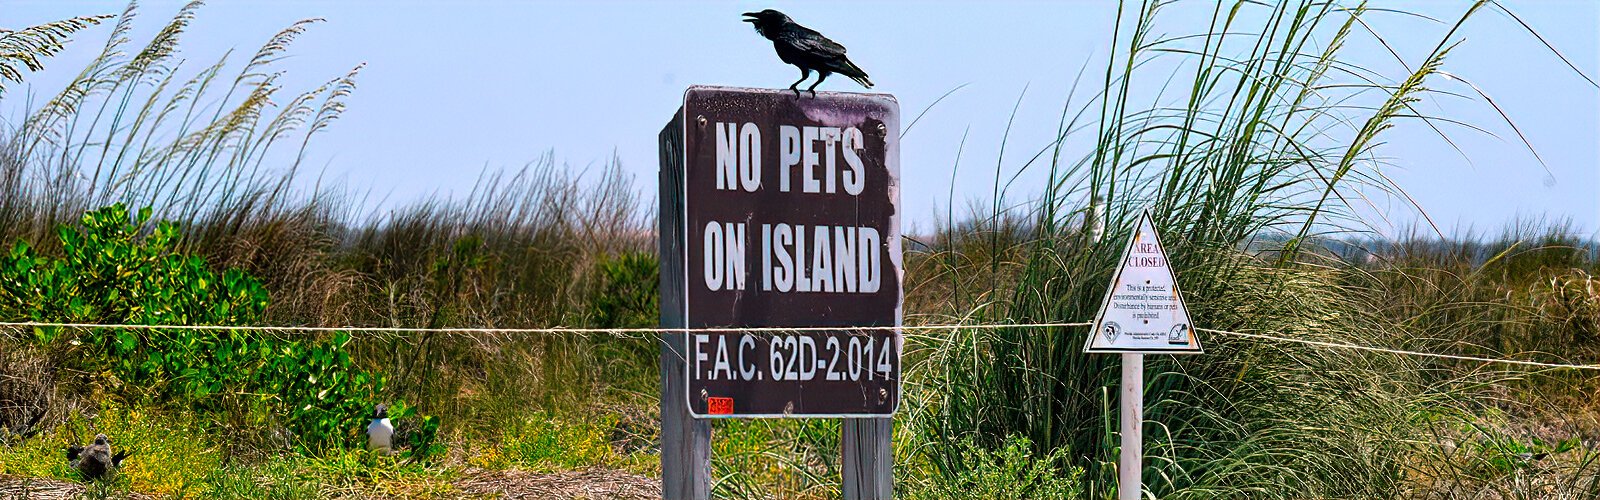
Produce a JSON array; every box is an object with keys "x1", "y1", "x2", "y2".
[{"x1": 5, "y1": 1, "x2": 1597, "y2": 237}]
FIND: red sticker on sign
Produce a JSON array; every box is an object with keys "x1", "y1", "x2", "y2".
[{"x1": 707, "y1": 397, "x2": 734, "y2": 415}]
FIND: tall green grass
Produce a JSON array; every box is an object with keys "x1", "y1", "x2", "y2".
[{"x1": 907, "y1": 0, "x2": 1598, "y2": 498}]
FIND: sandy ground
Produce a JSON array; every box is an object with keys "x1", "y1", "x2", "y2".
[
  {"x1": 453, "y1": 468, "x2": 659, "y2": 499},
  {"x1": 0, "y1": 475, "x2": 155, "y2": 500}
]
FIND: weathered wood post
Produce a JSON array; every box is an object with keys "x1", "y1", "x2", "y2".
[
  {"x1": 659, "y1": 86, "x2": 901, "y2": 499},
  {"x1": 842, "y1": 417, "x2": 894, "y2": 498},
  {"x1": 659, "y1": 109, "x2": 712, "y2": 499}
]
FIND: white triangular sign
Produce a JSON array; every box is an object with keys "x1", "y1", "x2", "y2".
[{"x1": 1084, "y1": 210, "x2": 1202, "y2": 354}]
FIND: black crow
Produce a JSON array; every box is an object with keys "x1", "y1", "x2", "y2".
[{"x1": 743, "y1": 9, "x2": 873, "y2": 97}]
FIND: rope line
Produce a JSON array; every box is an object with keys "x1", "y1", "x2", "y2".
[
  {"x1": 0, "y1": 320, "x2": 1090, "y2": 334},
  {"x1": 1197, "y1": 328, "x2": 1600, "y2": 371},
  {"x1": 2, "y1": 320, "x2": 1596, "y2": 371}
]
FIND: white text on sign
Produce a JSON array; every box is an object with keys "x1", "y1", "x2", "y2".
[
  {"x1": 692, "y1": 333, "x2": 895, "y2": 382},
  {"x1": 702, "y1": 121, "x2": 882, "y2": 294},
  {"x1": 702, "y1": 223, "x2": 882, "y2": 293},
  {"x1": 714, "y1": 123, "x2": 867, "y2": 195}
]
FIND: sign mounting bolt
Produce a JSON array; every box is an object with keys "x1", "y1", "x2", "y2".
[
  {"x1": 697, "y1": 115, "x2": 707, "y2": 127},
  {"x1": 700, "y1": 388, "x2": 708, "y2": 401}
]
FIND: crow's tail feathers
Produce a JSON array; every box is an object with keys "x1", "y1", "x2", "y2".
[{"x1": 841, "y1": 59, "x2": 873, "y2": 89}]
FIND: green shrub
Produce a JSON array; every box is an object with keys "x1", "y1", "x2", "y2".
[
  {"x1": 581, "y1": 251, "x2": 660, "y2": 396},
  {"x1": 917, "y1": 435, "x2": 1084, "y2": 500},
  {"x1": 385, "y1": 400, "x2": 444, "y2": 462},
  {"x1": 588, "y1": 251, "x2": 658, "y2": 329},
  {"x1": 0, "y1": 204, "x2": 380, "y2": 451}
]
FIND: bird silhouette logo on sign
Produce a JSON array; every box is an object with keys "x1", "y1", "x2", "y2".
[
  {"x1": 1102, "y1": 321, "x2": 1121, "y2": 343},
  {"x1": 1084, "y1": 210, "x2": 1202, "y2": 354}
]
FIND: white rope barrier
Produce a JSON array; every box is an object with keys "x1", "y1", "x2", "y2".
[
  {"x1": 0, "y1": 320, "x2": 1090, "y2": 334},
  {"x1": 1196, "y1": 328, "x2": 1600, "y2": 371},
  {"x1": 2, "y1": 320, "x2": 1596, "y2": 371}
]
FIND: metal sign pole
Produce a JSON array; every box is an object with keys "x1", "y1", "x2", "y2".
[{"x1": 1120, "y1": 352, "x2": 1143, "y2": 500}]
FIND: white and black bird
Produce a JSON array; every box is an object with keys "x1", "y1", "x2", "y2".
[
  {"x1": 66, "y1": 434, "x2": 131, "y2": 481},
  {"x1": 365, "y1": 404, "x2": 395, "y2": 455}
]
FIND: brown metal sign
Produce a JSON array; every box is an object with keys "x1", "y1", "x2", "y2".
[{"x1": 674, "y1": 86, "x2": 901, "y2": 418}]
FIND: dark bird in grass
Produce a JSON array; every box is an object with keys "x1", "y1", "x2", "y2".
[
  {"x1": 743, "y1": 9, "x2": 873, "y2": 97},
  {"x1": 66, "y1": 434, "x2": 132, "y2": 481}
]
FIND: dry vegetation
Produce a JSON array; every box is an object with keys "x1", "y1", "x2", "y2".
[{"x1": 0, "y1": 1, "x2": 1597, "y2": 499}]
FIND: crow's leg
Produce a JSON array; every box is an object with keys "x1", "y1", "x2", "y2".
[
  {"x1": 808, "y1": 72, "x2": 831, "y2": 97},
  {"x1": 790, "y1": 68, "x2": 811, "y2": 98}
]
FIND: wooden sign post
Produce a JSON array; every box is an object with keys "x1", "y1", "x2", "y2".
[
  {"x1": 1084, "y1": 210, "x2": 1202, "y2": 500},
  {"x1": 659, "y1": 86, "x2": 902, "y2": 499}
]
